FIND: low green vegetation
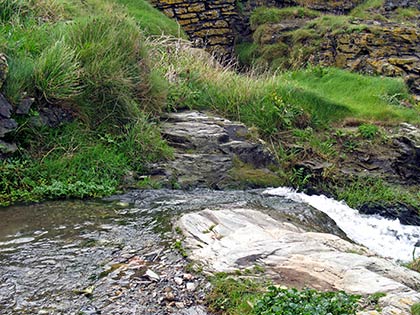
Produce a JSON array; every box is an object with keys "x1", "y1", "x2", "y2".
[
  {"x1": 111, "y1": 0, "x2": 186, "y2": 37},
  {"x1": 412, "y1": 302, "x2": 420, "y2": 315},
  {"x1": 350, "y1": 0, "x2": 385, "y2": 20},
  {"x1": 282, "y1": 67, "x2": 416, "y2": 123},
  {"x1": 255, "y1": 286, "x2": 360, "y2": 315},
  {"x1": 207, "y1": 273, "x2": 264, "y2": 314},
  {"x1": 240, "y1": 6, "x2": 369, "y2": 71},
  {"x1": 334, "y1": 178, "x2": 420, "y2": 209},
  {"x1": 207, "y1": 273, "x2": 366, "y2": 315}
]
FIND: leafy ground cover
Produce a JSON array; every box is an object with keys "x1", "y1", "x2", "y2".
[{"x1": 206, "y1": 273, "x2": 365, "y2": 315}]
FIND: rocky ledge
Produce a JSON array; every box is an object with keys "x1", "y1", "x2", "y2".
[
  {"x1": 177, "y1": 208, "x2": 420, "y2": 315},
  {"x1": 149, "y1": 111, "x2": 281, "y2": 189}
]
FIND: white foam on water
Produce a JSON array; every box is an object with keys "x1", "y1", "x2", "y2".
[{"x1": 264, "y1": 187, "x2": 420, "y2": 262}]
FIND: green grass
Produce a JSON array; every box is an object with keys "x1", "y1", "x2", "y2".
[
  {"x1": 206, "y1": 273, "x2": 265, "y2": 315},
  {"x1": 412, "y1": 302, "x2": 420, "y2": 315},
  {"x1": 255, "y1": 286, "x2": 360, "y2": 315},
  {"x1": 235, "y1": 42, "x2": 259, "y2": 67},
  {"x1": 334, "y1": 178, "x2": 420, "y2": 209},
  {"x1": 282, "y1": 67, "x2": 418, "y2": 123},
  {"x1": 206, "y1": 273, "x2": 362, "y2": 315},
  {"x1": 111, "y1": 0, "x2": 186, "y2": 38},
  {"x1": 154, "y1": 38, "x2": 418, "y2": 134},
  {"x1": 250, "y1": 6, "x2": 320, "y2": 29},
  {"x1": 350, "y1": 0, "x2": 386, "y2": 19},
  {"x1": 0, "y1": 0, "x2": 177, "y2": 205}
]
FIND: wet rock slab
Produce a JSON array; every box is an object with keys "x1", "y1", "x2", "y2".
[
  {"x1": 178, "y1": 208, "x2": 420, "y2": 315},
  {"x1": 150, "y1": 111, "x2": 279, "y2": 189}
]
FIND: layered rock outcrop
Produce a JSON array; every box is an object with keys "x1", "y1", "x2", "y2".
[
  {"x1": 149, "y1": 0, "x2": 239, "y2": 57},
  {"x1": 178, "y1": 207, "x2": 420, "y2": 315},
  {"x1": 152, "y1": 0, "x2": 420, "y2": 96},
  {"x1": 317, "y1": 23, "x2": 420, "y2": 95},
  {"x1": 148, "y1": 111, "x2": 280, "y2": 189}
]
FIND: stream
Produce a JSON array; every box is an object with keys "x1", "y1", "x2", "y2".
[{"x1": 0, "y1": 188, "x2": 419, "y2": 314}]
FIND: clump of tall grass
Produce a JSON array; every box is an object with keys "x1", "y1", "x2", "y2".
[
  {"x1": 0, "y1": 0, "x2": 29, "y2": 23},
  {"x1": 66, "y1": 15, "x2": 161, "y2": 126},
  {"x1": 34, "y1": 40, "x2": 81, "y2": 102}
]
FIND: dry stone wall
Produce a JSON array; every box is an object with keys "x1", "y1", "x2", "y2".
[
  {"x1": 150, "y1": 0, "x2": 239, "y2": 57},
  {"x1": 317, "y1": 23, "x2": 420, "y2": 96}
]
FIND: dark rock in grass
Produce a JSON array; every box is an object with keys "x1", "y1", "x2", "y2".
[
  {"x1": 359, "y1": 202, "x2": 420, "y2": 226},
  {"x1": 0, "y1": 117, "x2": 17, "y2": 138},
  {"x1": 0, "y1": 54, "x2": 7, "y2": 89},
  {"x1": 30, "y1": 105, "x2": 75, "y2": 128},
  {"x1": 0, "y1": 140, "x2": 17, "y2": 155},
  {"x1": 392, "y1": 123, "x2": 420, "y2": 183},
  {"x1": 149, "y1": 111, "x2": 280, "y2": 189},
  {"x1": 16, "y1": 97, "x2": 34, "y2": 115},
  {"x1": 384, "y1": 0, "x2": 420, "y2": 11},
  {"x1": 0, "y1": 94, "x2": 13, "y2": 119}
]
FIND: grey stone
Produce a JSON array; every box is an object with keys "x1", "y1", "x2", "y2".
[
  {"x1": 175, "y1": 306, "x2": 208, "y2": 315},
  {"x1": 145, "y1": 269, "x2": 160, "y2": 281},
  {"x1": 0, "y1": 54, "x2": 7, "y2": 89},
  {"x1": 0, "y1": 94, "x2": 13, "y2": 118},
  {"x1": 0, "y1": 140, "x2": 17, "y2": 154},
  {"x1": 16, "y1": 97, "x2": 34, "y2": 115},
  {"x1": 150, "y1": 111, "x2": 279, "y2": 189},
  {"x1": 178, "y1": 208, "x2": 420, "y2": 315},
  {"x1": 0, "y1": 117, "x2": 17, "y2": 137},
  {"x1": 392, "y1": 123, "x2": 420, "y2": 183}
]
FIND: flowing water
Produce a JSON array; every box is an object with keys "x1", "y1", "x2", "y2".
[
  {"x1": 0, "y1": 188, "x2": 418, "y2": 314},
  {"x1": 265, "y1": 187, "x2": 420, "y2": 261}
]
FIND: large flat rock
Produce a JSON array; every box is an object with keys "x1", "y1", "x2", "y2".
[
  {"x1": 178, "y1": 208, "x2": 420, "y2": 315},
  {"x1": 150, "y1": 111, "x2": 280, "y2": 189}
]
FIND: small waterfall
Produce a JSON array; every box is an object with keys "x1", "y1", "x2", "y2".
[{"x1": 264, "y1": 187, "x2": 420, "y2": 262}]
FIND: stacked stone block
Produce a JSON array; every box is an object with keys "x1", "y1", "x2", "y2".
[{"x1": 150, "y1": 0, "x2": 239, "y2": 57}]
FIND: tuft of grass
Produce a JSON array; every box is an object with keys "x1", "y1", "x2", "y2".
[
  {"x1": 0, "y1": 0, "x2": 29, "y2": 23},
  {"x1": 350, "y1": 0, "x2": 386, "y2": 20},
  {"x1": 335, "y1": 178, "x2": 420, "y2": 209},
  {"x1": 66, "y1": 14, "x2": 152, "y2": 125},
  {"x1": 34, "y1": 39, "x2": 82, "y2": 102},
  {"x1": 235, "y1": 42, "x2": 259, "y2": 67},
  {"x1": 358, "y1": 123, "x2": 379, "y2": 139},
  {"x1": 206, "y1": 273, "x2": 265, "y2": 315}
]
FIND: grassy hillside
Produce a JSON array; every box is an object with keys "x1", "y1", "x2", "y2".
[
  {"x1": 0, "y1": 0, "x2": 180, "y2": 205},
  {"x1": 1, "y1": 0, "x2": 419, "y2": 209}
]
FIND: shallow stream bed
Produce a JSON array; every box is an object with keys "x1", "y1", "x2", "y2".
[{"x1": 0, "y1": 189, "x2": 418, "y2": 314}]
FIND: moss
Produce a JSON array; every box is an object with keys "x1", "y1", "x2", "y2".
[
  {"x1": 229, "y1": 158, "x2": 284, "y2": 188},
  {"x1": 235, "y1": 42, "x2": 259, "y2": 67},
  {"x1": 250, "y1": 6, "x2": 320, "y2": 29}
]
